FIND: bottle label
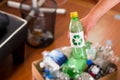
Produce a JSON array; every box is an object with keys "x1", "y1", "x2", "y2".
[
  {"x1": 45, "y1": 57, "x2": 60, "y2": 70},
  {"x1": 49, "y1": 50, "x2": 67, "y2": 66},
  {"x1": 91, "y1": 65, "x2": 100, "y2": 75},
  {"x1": 69, "y1": 31, "x2": 85, "y2": 47}
]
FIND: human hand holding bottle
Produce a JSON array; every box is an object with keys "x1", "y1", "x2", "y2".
[
  {"x1": 79, "y1": 0, "x2": 120, "y2": 40},
  {"x1": 79, "y1": 0, "x2": 120, "y2": 79},
  {"x1": 80, "y1": 16, "x2": 97, "y2": 40}
]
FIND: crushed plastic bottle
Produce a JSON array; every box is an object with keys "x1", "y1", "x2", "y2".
[
  {"x1": 40, "y1": 47, "x2": 72, "y2": 71},
  {"x1": 62, "y1": 57, "x2": 87, "y2": 79},
  {"x1": 85, "y1": 41, "x2": 97, "y2": 60},
  {"x1": 86, "y1": 59, "x2": 104, "y2": 79},
  {"x1": 103, "y1": 62, "x2": 117, "y2": 75},
  {"x1": 76, "y1": 72, "x2": 95, "y2": 80},
  {"x1": 44, "y1": 68, "x2": 70, "y2": 80}
]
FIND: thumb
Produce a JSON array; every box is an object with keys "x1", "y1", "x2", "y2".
[{"x1": 84, "y1": 30, "x2": 88, "y2": 41}]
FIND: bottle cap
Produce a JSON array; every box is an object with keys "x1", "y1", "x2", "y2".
[
  {"x1": 70, "y1": 11, "x2": 78, "y2": 18},
  {"x1": 39, "y1": 62, "x2": 45, "y2": 68},
  {"x1": 87, "y1": 60, "x2": 93, "y2": 66}
]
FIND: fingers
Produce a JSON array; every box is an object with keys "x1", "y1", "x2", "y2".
[
  {"x1": 81, "y1": 21, "x2": 88, "y2": 40},
  {"x1": 80, "y1": 18, "x2": 88, "y2": 40},
  {"x1": 80, "y1": 17, "x2": 96, "y2": 33},
  {"x1": 84, "y1": 28, "x2": 88, "y2": 41}
]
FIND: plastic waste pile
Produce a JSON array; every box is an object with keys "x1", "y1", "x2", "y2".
[
  {"x1": 39, "y1": 40, "x2": 118, "y2": 80},
  {"x1": 39, "y1": 11, "x2": 119, "y2": 80}
]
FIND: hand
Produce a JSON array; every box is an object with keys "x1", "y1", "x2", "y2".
[{"x1": 80, "y1": 16, "x2": 97, "y2": 40}]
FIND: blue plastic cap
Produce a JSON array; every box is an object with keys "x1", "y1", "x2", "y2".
[{"x1": 87, "y1": 60, "x2": 93, "y2": 66}]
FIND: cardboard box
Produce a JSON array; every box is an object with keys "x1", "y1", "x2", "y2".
[
  {"x1": 32, "y1": 59, "x2": 44, "y2": 80},
  {"x1": 32, "y1": 59, "x2": 118, "y2": 80}
]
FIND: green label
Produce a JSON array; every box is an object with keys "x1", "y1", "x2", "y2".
[{"x1": 70, "y1": 31, "x2": 85, "y2": 47}]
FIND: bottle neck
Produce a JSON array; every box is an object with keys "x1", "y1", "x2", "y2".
[{"x1": 71, "y1": 17, "x2": 79, "y2": 20}]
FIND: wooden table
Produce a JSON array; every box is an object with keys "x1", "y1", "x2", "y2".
[{"x1": 0, "y1": 0, "x2": 120, "y2": 80}]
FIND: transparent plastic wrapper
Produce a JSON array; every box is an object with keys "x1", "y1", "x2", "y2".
[
  {"x1": 87, "y1": 40, "x2": 119, "y2": 77},
  {"x1": 40, "y1": 46, "x2": 72, "y2": 80}
]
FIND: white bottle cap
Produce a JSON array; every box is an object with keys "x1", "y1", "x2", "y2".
[{"x1": 39, "y1": 62, "x2": 45, "y2": 68}]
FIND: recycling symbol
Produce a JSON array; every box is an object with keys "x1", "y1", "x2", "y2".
[{"x1": 72, "y1": 35, "x2": 82, "y2": 46}]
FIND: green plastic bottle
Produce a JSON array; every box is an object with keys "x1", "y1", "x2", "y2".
[
  {"x1": 62, "y1": 11, "x2": 88, "y2": 79},
  {"x1": 69, "y1": 11, "x2": 87, "y2": 59}
]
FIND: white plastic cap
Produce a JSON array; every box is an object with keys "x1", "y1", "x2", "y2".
[{"x1": 39, "y1": 62, "x2": 45, "y2": 68}]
